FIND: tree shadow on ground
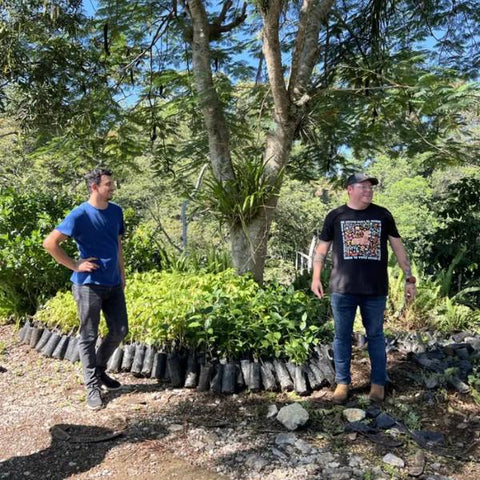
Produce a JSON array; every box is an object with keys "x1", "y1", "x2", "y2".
[{"x1": 0, "y1": 421, "x2": 169, "y2": 480}]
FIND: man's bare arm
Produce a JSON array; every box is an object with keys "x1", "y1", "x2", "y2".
[
  {"x1": 388, "y1": 236, "x2": 412, "y2": 275},
  {"x1": 311, "y1": 240, "x2": 332, "y2": 298},
  {"x1": 43, "y1": 230, "x2": 98, "y2": 273},
  {"x1": 389, "y1": 235, "x2": 416, "y2": 301}
]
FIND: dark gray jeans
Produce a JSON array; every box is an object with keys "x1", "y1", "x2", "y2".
[{"x1": 72, "y1": 284, "x2": 128, "y2": 389}]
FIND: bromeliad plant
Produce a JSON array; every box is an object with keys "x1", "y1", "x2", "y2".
[{"x1": 195, "y1": 157, "x2": 284, "y2": 228}]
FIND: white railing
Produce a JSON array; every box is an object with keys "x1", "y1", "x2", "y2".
[{"x1": 295, "y1": 236, "x2": 317, "y2": 274}]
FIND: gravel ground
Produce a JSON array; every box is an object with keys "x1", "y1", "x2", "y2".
[{"x1": 1, "y1": 323, "x2": 480, "y2": 480}]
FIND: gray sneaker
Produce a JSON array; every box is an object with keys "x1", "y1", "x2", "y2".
[{"x1": 87, "y1": 387, "x2": 104, "y2": 411}]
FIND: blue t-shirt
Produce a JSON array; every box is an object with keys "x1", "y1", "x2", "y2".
[{"x1": 56, "y1": 201, "x2": 125, "y2": 286}]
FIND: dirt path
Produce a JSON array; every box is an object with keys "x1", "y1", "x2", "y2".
[
  {"x1": 1, "y1": 323, "x2": 480, "y2": 480},
  {"x1": 0, "y1": 324, "x2": 224, "y2": 480}
]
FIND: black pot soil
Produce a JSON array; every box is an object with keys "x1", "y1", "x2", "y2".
[
  {"x1": 141, "y1": 345, "x2": 155, "y2": 377},
  {"x1": 22, "y1": 323, "x2": 33, "y2": 345},
  {"x1": 306, "y1": 364, "x2": 321, "y2": 390},
  {"x1": 221, "y1": 362, "x2": 237, "y2": 394},
  {"x1": 29, "y1": 326, "x2": 44, "y2": 348},
  {"x1": 247, "y1": 361, "x2": 262, "y2": 392},
  {"x1": 293, "y1": 364, "x2": 309, "y2": 396},
  {"x1": 167, "y1": 352, "x2": 184, "y2": 388},
  {"x1": 35, "y1": 328, "x2": 52, "y2": 352},
  {"x1": 52, "y1": 334, "x2": 69, "y2": 360},
  {"x1": 260, "y1": 361, "x2": 277, "y2": 391},
  {"x1": 184, "y1": 352, "x2": 198, "y2": 388},
  {"x1": 240, "y1": 359, "x2": 250, "y2": 388},
  {"x1": 121, "y1": 343, "x2": 136, "y2": 372},
  {"x1": 210, "y1": 363, "x2": 224, "y2": 393},
  {"x1": 64, "y1": 336, "x2": 79, "y2": 362},
  {"x1": 72, "y1": 338, "x2": 81, "y2": 363},
  {"x1": 197, "y1": 363, "x2": 213, "y2": 391},
  {"x1": 285, "y1": 361, "x2": 296, "y2": 380},
  {"x1": 151, "y1": 352, "x2": 167, "y2": 380},
  {"x1": 41, "y1": 332, "x2": 62, "y2": 357},
  {"x1": 308, "y1": 360, "x2": 326, "y2": 387},
  {"x1": 131, "y1": 343, "x2": 146, "y2": 375},
  {"x1": 18, "y1": 322, "x2": 29, "y2": 342},
  {"x1": 273, "y1": 359, "x2": 294, "y2": 391},
  {"x1": 107, "y1": 346, "x2": 124, "y2": 373},
  {"x1": 236, "y1": 360, "x2": 246, "y2": 390},
  {"x1": 313, "y1": 344, "x2": 335, "y2": 385}
]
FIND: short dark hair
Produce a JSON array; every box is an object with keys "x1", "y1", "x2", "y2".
[{"x1": 85, "y1": 168, "x2": 113, "y2": 193}]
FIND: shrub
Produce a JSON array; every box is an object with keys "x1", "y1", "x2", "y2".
[
  {"x1": 0, "y1": 188, "x2": 78, "y2": 319},
  {"x1": 34, "y1": 270, "x2": 332, "y2": 363},
  {"x1": 387, "y1": 263, "x2": 480, "y2": 333}
]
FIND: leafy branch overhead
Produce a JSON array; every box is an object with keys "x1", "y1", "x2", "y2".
[{"x1": 1, "y1": 0, "x2": 479, "y2": 281}]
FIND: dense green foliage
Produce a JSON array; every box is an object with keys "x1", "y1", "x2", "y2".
[
  {"x1": 387, "y1": 264, "x2": 480, "y2": 333},
  {"x1": 0, "y1": 188, "x2": 77, "y2": 318},
  {"x1": 420, "y1": 176, "x2": 480, "y2": 299},
  {"x1": 35, "y1": 270, "x2": 332, "y2": 364},
  {"x1": 1, "y1": 1, "x2": 479, "y2": 335}
]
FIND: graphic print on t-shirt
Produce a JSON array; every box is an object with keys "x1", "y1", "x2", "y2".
[{"x1": 341, "y1": 220, "x2": 382, "y2": 260}]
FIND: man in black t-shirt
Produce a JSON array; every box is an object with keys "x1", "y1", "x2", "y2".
[{"x1": 311, "y1": 173, "x2": 416, "y2": 403}]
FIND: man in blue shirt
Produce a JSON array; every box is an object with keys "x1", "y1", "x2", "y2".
[{"x1": 43, "y1": 168, "x2": 128, "y2": 410}]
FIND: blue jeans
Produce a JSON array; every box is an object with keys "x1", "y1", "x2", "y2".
[
  {"x1": 330, "y1": 293, "x2": 387, "y2": 386},
  {"x1": 73, "y1": 284, "x2": 128, "y2": 389}
]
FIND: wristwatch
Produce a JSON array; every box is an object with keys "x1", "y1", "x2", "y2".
[{"x1": 405, "y1": 276, "x2": 416, "y2": 284}]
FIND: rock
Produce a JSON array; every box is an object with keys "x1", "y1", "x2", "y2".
[
  {"x1": 348, "y1": 455, "x2": 363, "y2": 468},
  {"x1": 407, "y1": 450, "x2": 425, "y2": 477},
  {"x1": 276, "y1": 403, "x2": 309, "y2": 430},
  {"x1": 274, "y1": 432, "x2": 298, "y2": 446},
  {"x1": 294, "y1": 438, "x2": 313, "y2": 454},
  {"x1": 343, "y1": 408, "x2": 366, "y2": 423},
  {"x1": 466, "y1": 338, "x2": 480, "y2": 351},
  {"x1": 317, "y1": 452, "x2": 335, "y2": 464},
  {"x1": 245, "y1": 453, "x2": 268, "y2": 472},
  {"x1": 374, "y1": 412, "x2": 396, "y2": 429},
  {"x1": 322, "y1": 466, "x2": 357, "y2": 479},
  {"x1": 271, "y1": 447, "x2": 288, "y2": 459},
  {"x1": 167, "y1": 423, "x2": 184, "y2": 433},
  {"x1": 447, "y1": 376, "x2": 470, "y2": 394},
  {"x1": 382, "y1": 453, "x2": 404, "y2": 468},
  {"x1": 424, "y1": 375, "x2": 440, "y2": 389},
  {"x1": 455, "y1": 347, "x2": 471, "y2": 360},
  {"x1": 266, "y1": 404, "x2": 278, "y2": 418},
  {"x1": 412, "y1": 430, "x2": 445, "y2": 447},
  {"x1": 366, "y1": 405, "x2": 382, "y2": 418}
]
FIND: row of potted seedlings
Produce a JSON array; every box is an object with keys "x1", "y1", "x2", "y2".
[{"x1": 18, "y1": 320, "x2": 336, "y2": 395}]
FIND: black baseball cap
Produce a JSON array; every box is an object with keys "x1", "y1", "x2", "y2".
[{"x1": 346, "y1": 172, "x2": 379, "y2": 186}]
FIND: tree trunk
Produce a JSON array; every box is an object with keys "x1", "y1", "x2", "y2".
[
  {"x1": 230, "y1": 123, "x2": 297, "y2": 283},
  {"x1": 186, "y1": 0, "x2": 335, "y2": 283},
  {"x1": 187, "y1": 0, "x2": 235, "y2": 182}
]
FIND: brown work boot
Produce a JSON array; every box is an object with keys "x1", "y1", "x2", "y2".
[
  {"x1": 369, "y1": 384, "x2": 385, "y2": 403},
  {"x1": 332, "y1": 384, "x2": 349, "y2": 404}
]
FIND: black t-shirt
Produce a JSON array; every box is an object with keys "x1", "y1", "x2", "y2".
[{"x1": 318, "y1": 203, "x2": 400, "y2": 296}]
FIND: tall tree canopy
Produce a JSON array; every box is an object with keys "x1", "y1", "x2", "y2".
[{"x1": 1, "y1": 0, "x2": 479, "y2": 281}]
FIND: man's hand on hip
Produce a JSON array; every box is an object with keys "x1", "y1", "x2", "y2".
[{"x1": 75, "y1": 257, "x2": 99, "y2": 272}]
